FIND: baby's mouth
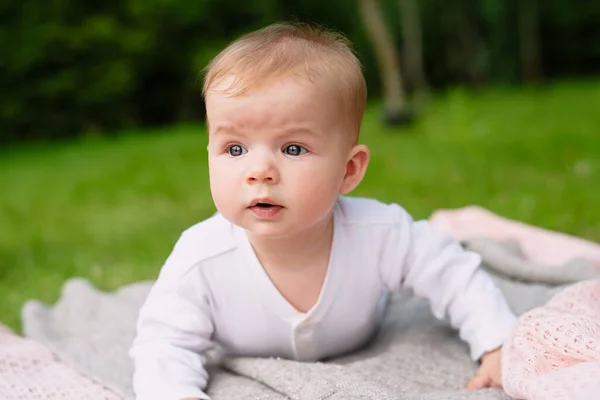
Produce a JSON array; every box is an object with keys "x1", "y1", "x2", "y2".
[
  {"x1": 249, "y1": 198, "x2": 282, "y2": 208},
  {"x1": 248, "y1": 200, "x2": 284, "y2": 218},
  {"x1": 255, "y1": 202, "x2": 274, "y2": 208}
]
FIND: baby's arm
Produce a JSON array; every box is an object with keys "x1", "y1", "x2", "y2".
[
  {"x1": 383, "y1": 207, "x2": 517, "y2": 361},
  {"x1": 130, "y1": 260, "x2": 214, "y2": 400}
]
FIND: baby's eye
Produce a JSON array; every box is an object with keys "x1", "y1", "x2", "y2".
[
  {"x1": 227, "y1": 145, "x2": 247, "y2": 157},
  {"x1": 283, "y1": 144, "x2": 307, "y2": 156}
]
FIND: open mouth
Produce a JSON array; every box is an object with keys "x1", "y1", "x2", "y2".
[
  {"x1": 255, "y1": 202, "x2": 274, "y2": 208},
  {"x1": 249, "y1": 199, "x2": 283, "y2": 218},
  {"x1": 249, "y1": 198, "x2": 280, "y2": 208}
]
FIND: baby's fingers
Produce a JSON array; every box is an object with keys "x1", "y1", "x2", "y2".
[{"x1": 465, "y1": 374, "x2": 491, "y2": 390}]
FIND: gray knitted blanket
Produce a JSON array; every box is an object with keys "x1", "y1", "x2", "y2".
[{"x1": 20, "y1": 238, "x2": 600, "y2": 400}]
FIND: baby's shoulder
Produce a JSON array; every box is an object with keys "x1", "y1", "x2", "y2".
[
  {"x1": 337, "y1": 196, "x2": 411, "y2": 227},
  {"x1": 160, "y1": 213, "x2": 236, "y2": 278}
]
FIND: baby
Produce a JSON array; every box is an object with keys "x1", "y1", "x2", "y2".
[{"x1": 130, "y1": 22, "x2": 517, "y2": 400}]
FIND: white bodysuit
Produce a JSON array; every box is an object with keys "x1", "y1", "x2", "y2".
[{"x1": 130, "y1": 196, "x2": 517, "y2": 400}]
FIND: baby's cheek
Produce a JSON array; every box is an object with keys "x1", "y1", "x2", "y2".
[
  {"x1": 294, "y1": 163, "x2": 334, "y2": 190},
  {"x1": 294, "y1": 169, "x2": 340, "y2": 209},
  {"x1": 209, "y1": 165, "x2": 238, "y2": 205}
]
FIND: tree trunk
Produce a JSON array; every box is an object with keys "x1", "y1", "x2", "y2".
[
  {"x1": 518, "y1": 0, "x2": 543, "y2": 83},
  {"x1": 398, "y1": 0, "x2": 429, "y2": 95},
  {"x1": 359, "y1": 0, "x2": 409, "y2": 125},
  {"x1": 443, "y1": 1, "x2": 489, "y2": 85}
]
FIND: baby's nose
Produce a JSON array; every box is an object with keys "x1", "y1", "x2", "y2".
[{"x1": 246, "y1": 162, "x2": 280, "y2": 184}]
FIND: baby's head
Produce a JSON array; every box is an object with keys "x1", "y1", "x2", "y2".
[{"x1": 203, "y1": 22, "x2": 370, "y2": 239}]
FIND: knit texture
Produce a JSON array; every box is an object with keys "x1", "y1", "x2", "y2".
[
  {"x1": 15, "y1": 237, "x2": 600, "y2": 400},
  {"x1": 0, "y1": 324, "x2": 121, "y2": 400},
  {"x1": 502, "y1": 279, "x2": 600, "y2": 400}
]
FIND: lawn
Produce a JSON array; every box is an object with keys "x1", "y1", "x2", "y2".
[{"x1": 1, "y1": 80, "x2": 599, "y2": 331}]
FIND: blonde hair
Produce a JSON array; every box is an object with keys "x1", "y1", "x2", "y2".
[{"x1": 202, "y1": 22, "x2": 367, "y2": 141}]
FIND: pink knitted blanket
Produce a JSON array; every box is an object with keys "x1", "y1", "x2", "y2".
[
  {"x1": 502, "y1": 279, "x2": 600, "y2": 400},
  {"x1": 430, "y1": 206, "x2": 600, "y2": 268},
  {"x1": 0, "y1": 324, "x2": 122, "y2": 400}
]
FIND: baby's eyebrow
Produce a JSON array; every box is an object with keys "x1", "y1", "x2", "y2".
[
  {"x1": 285, "y1": 127, "x2": 314, "y2": 134},
  {"x1": 212, "y1": 125, "x2": 236, "y2": 135},
  {"x1": 210, "y1": 124, "x2": 321, "y2": 140},
  {"x1": 211, "y1": 125, "x2": 245, "y2": 138},
  {"x1": 280, "y1": 127, "x2": 320, "y2": 139}
]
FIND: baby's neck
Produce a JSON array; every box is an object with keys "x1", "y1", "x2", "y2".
[{"x1": 247, "y1": 215, "x2": 334, "y2": 272}]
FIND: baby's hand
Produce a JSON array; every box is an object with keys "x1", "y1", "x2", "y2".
[{"x1": 465, "y1": 347, "x2": 502, "y2": 390}]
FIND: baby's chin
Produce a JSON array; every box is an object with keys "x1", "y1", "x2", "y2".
[
  {"x1": 240, "y1": 221, "x2": 317, "y2": 242},
  {"x1": 241, "y1": 224, "x2": 297, "y2": 241},
  {"x1": 214, "y1": 212, "x2": 282, "y2": 236}
]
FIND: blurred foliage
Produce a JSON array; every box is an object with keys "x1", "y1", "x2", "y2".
[{"x1": 1, "y1": 0, "x2": 599, "y2": 143}]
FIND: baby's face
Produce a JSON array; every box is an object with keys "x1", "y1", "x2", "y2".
[{"x1": 205, "y1": 77, "x2": 352, "y2": 239}]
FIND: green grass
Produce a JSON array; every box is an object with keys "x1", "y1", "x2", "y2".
[{"x1": 2, "y1": 80, "x2": 600, "y2": 331}]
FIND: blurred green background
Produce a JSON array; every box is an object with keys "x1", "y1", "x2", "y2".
[{"x1": 1, "y1": 0, "x2": 599, "y2": 330}]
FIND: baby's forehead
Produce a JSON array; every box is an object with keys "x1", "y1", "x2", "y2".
[
  {"x1": 207, "y1": 79, "x2": 333, "y2": 120},
  {"x1": 208, "y1": 108, "x2": 328, "y2": 139},
  {"x1": 207, "y1": 74, "x2": 327, "y2": 102},
  {"x1": 206, "y1": 97, "x2": 347, "y2": 145},
  {"x1": 205, "y1": 73, "x2": 358, "y2": 143}
]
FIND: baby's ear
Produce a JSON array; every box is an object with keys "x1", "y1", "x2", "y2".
[{"x1": 340, "y1": 144, "x2": 370, "y2": 194}]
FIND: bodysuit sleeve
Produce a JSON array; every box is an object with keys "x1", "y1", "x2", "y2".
[
  {"x1": 381, "y1": 204, "x2": 518, "y2": 360},
  {"x1": 129, "y1": 247, "x2": 214, "y2": 400}
]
